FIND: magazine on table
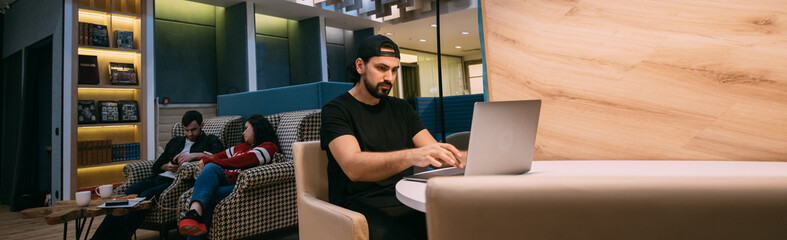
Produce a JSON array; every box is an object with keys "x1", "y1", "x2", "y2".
[{"x1": 98, "y1": 196, "x2": 146, "y2": 208}]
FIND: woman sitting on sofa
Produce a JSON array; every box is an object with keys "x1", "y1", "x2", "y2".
[{"x1": 178, "y1": 114, "x2": 280, "y2": 238}]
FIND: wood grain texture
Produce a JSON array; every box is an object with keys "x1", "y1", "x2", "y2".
[
  {"x1": 481, "y1": 0, "x2": 787, "y2": 161},
  {"x1": 2, "y1": 205, "x2": 176, "y2": 240}
]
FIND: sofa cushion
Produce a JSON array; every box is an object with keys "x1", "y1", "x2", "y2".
[
  {"x1": 297, "y1": 111, "x2": 321, "y2": 142},
  {"x1": 266, "y1": 109, "x2": 321, "y2": 162}
]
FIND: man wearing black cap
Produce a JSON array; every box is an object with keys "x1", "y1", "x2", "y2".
[{"x1": 321, "y1": 35, "x2": 464, "y2": 239}]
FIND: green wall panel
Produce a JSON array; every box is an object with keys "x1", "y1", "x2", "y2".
[
  {"x1": 255, "y1": 14, "x2": 289, "y2": 38},
  {"x1": 219, "y1": 3, "x2": 249, "y2": 94},
  {"x1": 289, "y1": 17, "x2": 324, "y2": 85},
  {"x1": 327, "y1": 43, "x2": 347, "y2": 82},
  {"x1": 155, "y1": 0, "x2": 216, "y2": 26},
  {"x1": 155, "y1": 20, "x2": 217, "y2": 103},
  {"x1": 256, "y1": 35, "x2": 291, "y2": 89}
]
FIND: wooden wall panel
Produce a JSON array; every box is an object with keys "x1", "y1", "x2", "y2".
[{"x1": 481, "y1": 0, "x2": 787, "y2": 161}]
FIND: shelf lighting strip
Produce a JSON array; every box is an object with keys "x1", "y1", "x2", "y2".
[
  {"x1": 79, "y1": 10, "x2": 109, "y2": 18},
  {"x1": 78, "y1": 87, "x2": 138, "y2": 91},
  {"x1": 78, "y1": 124, "x2": 139, "y2": 129},
  {"x1": 112, "y1": 15, "x2": 140, "y2": 22},
  {"x1": 78, "y1": 48, "x2": 140, "y2": 57}
]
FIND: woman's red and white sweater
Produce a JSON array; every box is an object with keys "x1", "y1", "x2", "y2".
[{"x1": 201, "y1": 142, "x2": 279, "y2": 183}]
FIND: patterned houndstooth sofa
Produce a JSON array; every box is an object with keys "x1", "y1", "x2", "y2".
[
  {"x1": 114, "y1": 115, "x2": 244, "y2": 238},
  {"x1": 176, "y1": 109, "x2": 322, "y2": 240}
]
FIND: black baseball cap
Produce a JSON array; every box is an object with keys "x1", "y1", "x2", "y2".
[{"x1": 357, "y1": 35, "x2": 400, "y2": 60}]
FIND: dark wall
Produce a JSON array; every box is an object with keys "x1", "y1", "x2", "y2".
[
  {"x1": 1, "y1": 0, "x2": 63, "y2": 206},
  {"x1": 288, "y1": 17, "x2": 324, "y2": 85},
  {"x1": 255, "y1": 14, "x2": 291, "y2": 90},
  {"x1": 256, "y1": 35, "x2": 290, "y2": 89},
  {"x1": 326, "y1": 44, "x2": 346, "y2": 82},
  {"x1": 154, "y1": 0, "x2": 219, "y2": 103},
  {"x1": 24, "y1": 38, "x2": 53, "y2": 209},
  {"x1": 154, "y1": 20, "x2": 217, "y2": 103},
  {"x1": 219, "y1": 3, "x2": 249, "y2": 94},
  {"x1": 1, "y1": 51, "x2": 22, "y2": 206},
  {"x1": 325, "y1": 27, "x2": 347, "y2": 82},
  {"x1": 1, "y1": 15, "x2": 4, "y2": 182}
]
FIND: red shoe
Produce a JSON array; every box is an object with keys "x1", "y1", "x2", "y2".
[{"x1": 178, "y1": 210, "x2": 207, "y2": 236}]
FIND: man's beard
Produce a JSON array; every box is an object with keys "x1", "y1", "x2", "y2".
[
  {"x1": 362, "y1": 74, "x2": 392, "y2": 98},
  {"x1": 187, "y1": 132, "x2": 200, "y2": 141}
]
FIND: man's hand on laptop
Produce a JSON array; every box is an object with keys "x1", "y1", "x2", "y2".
[{"x1": 409, "y1": 143, "x2": 464, "y2": 169}]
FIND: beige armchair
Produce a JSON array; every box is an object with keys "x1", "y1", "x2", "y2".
[{"x1": 293, "y1": 141, "x2": 369, "y2": 240}]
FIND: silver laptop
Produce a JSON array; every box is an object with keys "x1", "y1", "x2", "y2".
[{"x1": 403, "y1": 100, "x2": 542, "y2": 182}]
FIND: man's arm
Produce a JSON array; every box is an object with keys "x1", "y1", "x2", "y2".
[
  {"x1": 152, "y1": 139, "x2": 179, "y2": 174},
  {"x1": 207, "y1": 135, "x2": 224, "y2": 154},
  {"x1": 328, "y1": 129, "x2": 462, "y2": 182},
  {"x1": 412, "y1": 130, "x2": 467, "y2": 168},
  {"x1": 174, "y1": 135, "x2": 224, "y2": 164}
]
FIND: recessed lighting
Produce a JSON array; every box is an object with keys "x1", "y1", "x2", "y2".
[
  {"x1": 430, "y1": 24, "x2": 437, "y2": 27},
  {"x1": 418, "y1": 39, "x2": 427, "y2": 42},
  {"x1": 461, "y1": 31, "x2": 470, "y2": 35},
  {"x1": 455, "y1": 46, "x2": 462, "y2": 49},
  {"x1": 385, "y1": 32, "x2": 394, "y2": 35}
]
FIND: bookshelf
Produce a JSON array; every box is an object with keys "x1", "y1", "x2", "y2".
[{"x1": 68, "y1": 0, "x2": 150, "y2": 196}]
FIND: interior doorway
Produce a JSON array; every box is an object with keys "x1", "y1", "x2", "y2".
[
  {"x1": 400, "y1": 63, "x2": 420, "y2": 100},
  {"x1": 0, "y1": 36, "x2": 53, "y2": 211}
]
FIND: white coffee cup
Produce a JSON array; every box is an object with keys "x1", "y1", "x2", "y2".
[
  {"x1": 95, "y1": 184, "x2": 113, "y2": 199},
  {"x1": 76, "y1": 191, "x2": 91, "y2": 207}
]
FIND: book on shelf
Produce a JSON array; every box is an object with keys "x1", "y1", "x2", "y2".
[
  {"x1": 112, "y1": 143, "x2": 140, "y2": 162},
  {"x1": 77, "y1": 100, "x2": 98, "y2": 123},
  {"x1": 115, "y1": 30, "x2": 134, "y2": 49},
  {"x1": 119, "y1": 100, "x2": 139, "y2": 122},
  {"x1": 103, "y1": 140, "x2": 111, "y2": 164},
  {"x1": 79, "y1": 22, "x2": 94, "y2": 46},
  {"x1": 78, "y1": 55, "x2": 100, "y2": 84},
  {"x1": 77, "y1": 140, "x2": 112, "y2": 166},
  {"x1": 99, "y1": 101, "x2": 120, "y2": 123},
  {"x1": 108, "y1": 62, "x2": 138, "y2": 85},
  {"x1": 79, "y1": 22, "x2": 85, "y2": 45},
  {"x1": 92, "y1": 24, "x2": 109, "y2": 47}
]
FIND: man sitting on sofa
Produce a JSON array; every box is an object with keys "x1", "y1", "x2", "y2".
[
  {"x1": 92, "y1": 110, "x2": 224, "y2": 240},
  {"x1": 321, "y1": 35, "x2": 464, "y2": 240}
]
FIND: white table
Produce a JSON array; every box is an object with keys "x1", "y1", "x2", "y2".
[{"x1": 395, "y1": 160, "x2": 787, "y2": 212}]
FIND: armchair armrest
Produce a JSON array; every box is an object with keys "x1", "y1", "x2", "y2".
[
  {"x1": 114, "y1": 160, "x2": 154, "y2": 195},
  {"x1": 157, "y1": 162, "x2": 200, "y2": 207},
  {"x1": 208, "y1": 161, "x2": 298, "y2": 239},
  {"x1": 141, "y1": 161, "x2": 201, "y2": 226},
  {"x1": 232, "y1": 161, "x2": 296, "y2": 191},
  {"x1": 298, "y1": 194, "x2": 369, "y2": 240}
]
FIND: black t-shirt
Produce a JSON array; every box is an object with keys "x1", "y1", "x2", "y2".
[{"x1": 320, "y1": 92, "x2": 426, "y2": 206}]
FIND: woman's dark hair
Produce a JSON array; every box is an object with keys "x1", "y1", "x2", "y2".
[{"x1": 246, "y1": 114, "x2": 279, "y2": 148}]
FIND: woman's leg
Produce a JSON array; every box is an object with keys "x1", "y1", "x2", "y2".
[
  {"x1": 201, "y1": 184, "x2": 235, "y2": 230},
  {"x1": 187, "y1": 184, "x2": 234, "y2": 240},
  {"x1": 189, "y1": 163, "x2": 230, "y2": 214},
  {"x1": 180, "y1": 163, "x2": 230, "y2": 236}
]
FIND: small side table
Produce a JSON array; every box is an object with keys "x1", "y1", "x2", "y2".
[{"x1": 20, "y1": 195, "x2": 152, "y2": 240}]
